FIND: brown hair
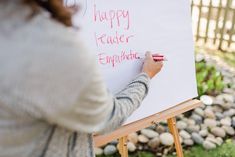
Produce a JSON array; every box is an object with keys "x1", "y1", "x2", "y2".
[{"x1": 24, "y1": 0, "x2": 72, "y2": 26}]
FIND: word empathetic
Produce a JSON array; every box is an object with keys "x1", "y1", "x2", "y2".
[
  {"x1": 98, "y1": 50, "x2": 140, "y2": 67},
  {"x1": 93, "y1": 4, "x2": 130, "y2": 30}
]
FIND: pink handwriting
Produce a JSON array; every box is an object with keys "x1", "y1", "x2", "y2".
[
  {"x1": 93, "y1": 4, "x2": 130, "y2": 30},
  {"x1": 98, "y1": 50, "x2": 139, "y2": 67},
  {"x1": 94, "y1": 31, "x2": 134, "y2": 47}
]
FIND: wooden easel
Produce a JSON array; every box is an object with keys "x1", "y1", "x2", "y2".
[{"x1": 94, "y1": 99, "x2": 202, "y2": 157}]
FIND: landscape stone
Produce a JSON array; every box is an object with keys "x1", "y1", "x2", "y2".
[
  {"x1": 222, "y1": 125, "x2": 235, "y2": 135},
  {"x1": 191, "y1": 114, "x2": 203, "y2": 124},
  {"x1": 192, "y1": 132, "x2": 204, "y2": 144},
  {"x1": 200, "y1": 95, "x2": 213, "y2": 106},
  {"x1": 186, "y1": 125, "x2": 200, "y2": 133},
  {"x1": 127, "y1": 142, "x2": 136, "y2": 152},
  {"x1": 199, "y1": 129, "x2": 208, "y2": 137},
  {"x1": 220, "y1": 117, "x2": 232, "y2": 126},
  {"x1": 204, "y1": 119, "x2": 217, "y2": 128},
  {"x1": 194, "y1": 108, "x2": 204, "y2": 117},
  {"x1": 216, "y1": 94, "x2": 234, "y2": 103},
  {"x1": 104, "y1": 145, "x2": 117, "y2": 155},
  {"x1": 141, "y1": 129, "x2": 159, "y2": 139},
  {"x1": 179, "y1": 130, "x2": 191, "y2": 139},
  {"x1": 220, "y1": 103, "x2": 232, "y2": 110},
  {"x1": 215, "y1": 137, "x2": 223, "y2": 146},
  {"x1": 176, "y1": 121, "x2": 187, "y2": 130},
  {"x1": 205, "y1": 137, "x2": 217, "y2": 145},
  {"x1": 211, "y1": 127, "x2": 226, "y2": 138},
  {"x1": 232, "y1": 117, "x2": 235, "y2": 128},
  {"x1": 94, "y1": 147, "x2": 103, "y2": 156},
  {"x1": 223, "y1": 109, "x2": 235, "y2": 117},
  {"x1": 148, "y1": 137, "x2": 160, "y2": 149},
  {"x1": 138, "y1": 135, "x2": 149, "y2": 143},
  {"x1": 215, "y1": 112, "x2": 224, "y2": 120},
  {"x1": 183, "y1": 139, "x2": 194, "y2": 146},
  {"x1": 204, "y1": 107, "x2": 216, "y2": 119},
  {"x1": 156, "y1": 125, "x2": 166, "y2": 134},
  {"x1": 128, "y1": 132, "x2": 138, "y2": 144},
  {"x1": 160, "y1": 133, "x2": 174, "y2": 146},
  {"x1": 203, "y1": 141, "x2": 216, "y2": 150}
]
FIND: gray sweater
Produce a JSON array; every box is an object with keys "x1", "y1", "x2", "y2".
[{"x1": 0, "y1": 1, "x2": 150, "y2": 157}]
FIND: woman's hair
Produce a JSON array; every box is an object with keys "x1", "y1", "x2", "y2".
[{"x1": 24, "y1": 0, "x2": 72, "y2": 26}]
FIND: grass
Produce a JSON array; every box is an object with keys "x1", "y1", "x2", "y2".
[{"x1": 97, "y1": 140, "x2": 235, "y2": 157}]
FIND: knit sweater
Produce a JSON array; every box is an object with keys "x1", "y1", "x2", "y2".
[{"x1": 0, "y1": 1, "x2": 150, "y2": 157}]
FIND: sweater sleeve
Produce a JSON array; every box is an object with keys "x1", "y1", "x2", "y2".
[{"x1": 46, "y1": 58, "x2": 150, "y2": 133}]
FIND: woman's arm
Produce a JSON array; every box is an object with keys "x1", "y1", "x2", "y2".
[{"x1": 44, "y1": 52, "x2": 162, "y2": 133}]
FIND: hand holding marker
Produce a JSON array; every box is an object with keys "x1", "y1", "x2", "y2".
[{"x1": 141, "y1": 52, "x2": 165, "y2": 79}]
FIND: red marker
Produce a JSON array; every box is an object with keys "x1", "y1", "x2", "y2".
[{"x1": 138, "y1": 54, "x2": 167, "y2": 62}]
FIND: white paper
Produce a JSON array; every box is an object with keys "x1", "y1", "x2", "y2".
[{"x1": 67, "y1": 0, "x2": 198, "y2": 124}]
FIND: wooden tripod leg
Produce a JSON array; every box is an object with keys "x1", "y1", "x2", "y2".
[
  {"x1": 118, "y1": 136, "x2": 128, "y2": 157},
  {"x1": 167, "y1": 117, "x2": 184, "y2": 157}
]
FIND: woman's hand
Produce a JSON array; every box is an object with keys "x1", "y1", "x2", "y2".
[{"x1": 142, "y1": 51, "x2": 163, "y2": 79}]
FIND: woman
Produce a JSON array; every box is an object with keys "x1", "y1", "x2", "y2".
[{"x1": 0, "y1": 0, "x2": 163, "y2": 157}]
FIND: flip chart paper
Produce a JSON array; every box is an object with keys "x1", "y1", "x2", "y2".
[{"x1": 67, "y1": 0, "x2": 198, "y2": 124}]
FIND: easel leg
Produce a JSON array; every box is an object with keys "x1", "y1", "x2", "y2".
[
  {"x1": 167, "y1": 117, "x2": 184, "y2": 157},
  {"x1": 118, "y1": 136, "x2": 128, "y2": 157}
]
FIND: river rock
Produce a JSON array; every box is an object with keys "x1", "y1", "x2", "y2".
[
  {"x1": 194, "y1": 108, "x2": 204, "y2": 117},
  {"x1": 203, "y1": 141, "x2": 216, "y2": 150},
  {"x1": 205, "y1": 136, "x2": 217, "y2": 144},
  {"x1": 215, "y1": 137, "x2": 223, "y2": 146},
  {"x1": 160, "y1": 133, "x2": 174, "y2": 146},
  {"x1": 183, "y1": 139, "x2": 194, "y2": 146},
  {"x1": 215, "y1": 112, "x2": 224, "y2": 120},
  {"x1": 94, "y1": 147, "x2": 103, "y2": 156},
  {"x1": 211, "y1": 127, "x2": 226, "y2": 138},
  {"x1": 200, "y1": 95, "x2": 213, "y2": 106},
  {"x1": 187, "y1": 119, "x2": 196, "y2": 125},
  {"x1": 220, "y1": 117, "x2": 232, "y2": 126},
  {"x1": 223, "y1": 109, "x2": 235, "y2": 117},
  {"x1": 128, "y1": 132, "x2": 138, "y2": 144},
  {"x1": 199, "y1": 129, "x2": 208, "y2": 137},
  {"x1": 222, "y1": 125, "x2": 235, "y2": 135},
  {"x1": 104, "y1": 145, "x2": 117, "y2": 155},
  {"x1": 204, "y1": 107, "x2": 216, "y2": 119},
  {"x1": 176, "y1": 121, "x2": 187, "y2": 130},
  {"x1": 141, "y1": 129, "x2": 159, "y2": 139},
  {"x1": 204, "y1": 119, "x2": 217, "y2": 128},
  {"x1": 156, "y1": 125, "x2": 166, "y2": 134},
  {"x1": 221, "y1": 103, "x2": 232, "y2": 110},
  {"x1": 212, "y1": 106, "x2": 223, "y2": 113},
  {"x1": 217, "y1": 94, "x2": 234, "y2": 103},
  {"x1": 127, "y1": 142, "x2": 136, "y2": 152},
  {"x1": 191, "y1": 114, "x2": 203, "y2": 124},
  {"x1": 192, "y1": 132, "x2": 204, "y2": 144},
  {"x1": 138, "y1": 135, "x2": 149, "y2": 143},
  {"x1": 232, "y1": 117, "x2": 235, "y2": 128},
  {"x1": 148, "y1": 137, "x2": 160, "y2": 149},
  {"x1": 179, "y1": 130, "x2": 191, "y2": 139},
  {"x1": 186, "y1": 125, "x2": 200, "y2": 133}
]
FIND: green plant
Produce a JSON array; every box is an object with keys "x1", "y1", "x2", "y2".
[{"x1": 196, "y1": 60, "x2": 225, "y2": 96}]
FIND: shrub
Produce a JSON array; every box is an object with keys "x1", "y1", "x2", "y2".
[{"x1": 196, "y1": 60, "x2": 225, "y2": 96}]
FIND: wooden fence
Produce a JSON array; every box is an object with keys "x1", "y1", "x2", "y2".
[{"x1": 191, "y1": 0, "x2": 235, "y2": 52}]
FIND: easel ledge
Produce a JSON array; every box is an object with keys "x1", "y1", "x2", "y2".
[{"x1": 94, "y1": 99, "x2": 202, "y2": 147}]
